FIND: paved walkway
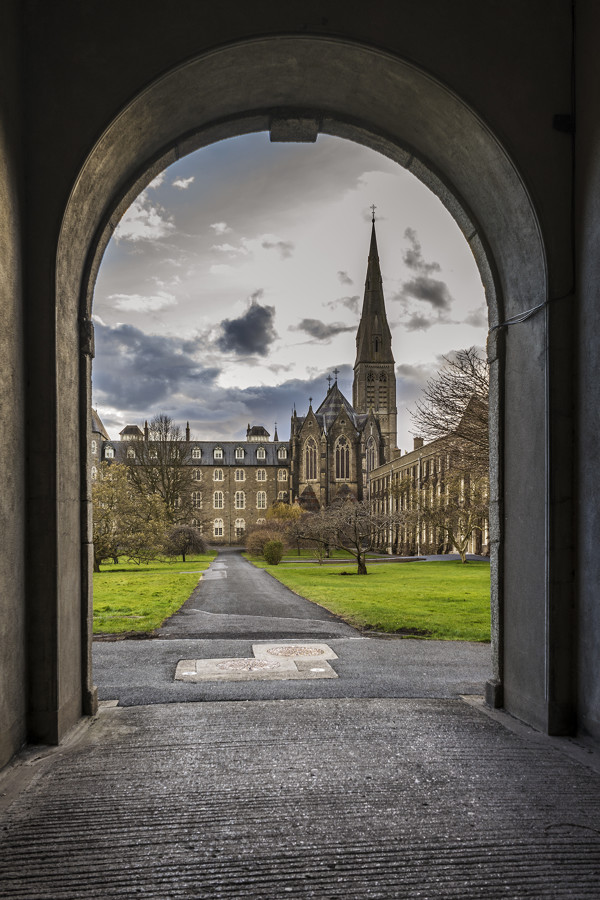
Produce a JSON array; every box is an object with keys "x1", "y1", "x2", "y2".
[
  {"x1": 1, "y1": 698, "x2": 599, "y2": 898},
  {"x1": 92, "y1": 549, "x2": 491, "y2": 705}
]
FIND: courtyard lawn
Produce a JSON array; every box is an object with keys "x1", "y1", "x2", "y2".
[
  {"x1": 248, "y1": 558, "x2": 491, "y2": 642},
  {"x1": 93, "y1": 553, "x2": 215, "y2": 635}
]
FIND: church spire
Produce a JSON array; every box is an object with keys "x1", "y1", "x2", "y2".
[
  {"x1": 352, "y1": 214, "x2": 398, "y2": 461},
  {"x1": 354, "y1": 216, "x2": 394, "y2": 366}
]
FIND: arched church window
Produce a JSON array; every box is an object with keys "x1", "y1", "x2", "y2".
[
  {"x1": 367, "y1": 437, "x2": 378, "y2": 473},
  {"x1": 366, "y1": 370, "x2": 375, "y2": 407},
  {"x1": 335, "y1": 436, "x2": 351, "y2": 480},
  {"x1": 378, "y1": 372, "x2": 387, "y2": 408},
  {"x1": 305, "y1": 438, "x2": 318, "y2": 481}
]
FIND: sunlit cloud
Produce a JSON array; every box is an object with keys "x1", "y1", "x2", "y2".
[{"x1": 172, "y1": 176, "x2": 195, "y2": 190}]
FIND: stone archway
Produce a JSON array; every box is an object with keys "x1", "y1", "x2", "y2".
[{"x1": 54, "y1": 37, "x2": 552, "y2": 741}]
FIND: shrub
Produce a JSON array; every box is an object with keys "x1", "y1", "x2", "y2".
[
  {"x1": 246, "y1": 525, "x2": 286, "y2": 557},
  {"x1": 164, "y1": 525, "x2": 208, "y2": 562},
  {"x1": 263, "y1": 540, "x2": 284, "y2": 565}
]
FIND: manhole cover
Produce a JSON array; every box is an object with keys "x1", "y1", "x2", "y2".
[
  {"x1": 266, "y1": 646, "x2": 326, "y2": 657},
  {"x1": 216, "y1": 659, "x2": 281, "y2": 672}
]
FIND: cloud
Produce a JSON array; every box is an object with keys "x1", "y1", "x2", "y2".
[
  {"x1": 402, "y1": 227, "x2": 441, "y2": 275},
  {"x1": 289, "y1": 319, "x2": 356, "y2": 341},
  {"x1": 337, "y1": 270, "x2": 353, "y2": 286},
  {"x1": 211, "y1": 242, "x2": 250, "y2": 257},
  {"x1": 260, "y1": 237, "x2": 294, "y2": 259},
  {"x1": 209, "y1": 264, "x2": 234, "y2": 275},
  {"x1": 215, "y1": 299, "x2": 278, "y2": 356},
  {"x1": 324, "y1": 294, "x2": 360, "y2": 315},
  {"x1": 405, "y1": 313, "x2": 436, "y2": 332},
  {"x1": 210, "y1": 222, "x2": 232, "y2": 235},
  {"x1": 401, "y1": 275, "x2": 453, "y2": 310},
  {"x1": 114, "y1": 192, "x2": 175, "y2": 243},
  {"x1": 464, "y1": 305, "x2": 488, "y2": 328},
  {"x1": 172, "y1": 176, "x2": 195, "y2": 190},
  {"x1": 147, "y1": 173, "x2": 165, "y2": 190},
  {"x1": 93, "y1": 322, "x2": 220, "y2": 410},
  {"x1": 109, "y1": 291, "x2": 177, "y2": 313}
]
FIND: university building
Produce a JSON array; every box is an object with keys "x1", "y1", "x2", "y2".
[{"x1": 92, "y1": 218, "x2": 486, "y2": 550}]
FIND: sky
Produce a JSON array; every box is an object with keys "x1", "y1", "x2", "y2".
[{"x1": 92, "y1": 133, "x2": 487, "y2": 452}]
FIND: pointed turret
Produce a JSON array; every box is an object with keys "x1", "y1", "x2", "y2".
[
  {"x1": 352, "y1": 214, "x2": 398, "y2": 461},
  {"x1": 354, "y1": 219, "x2": 394, "y2": 366}
]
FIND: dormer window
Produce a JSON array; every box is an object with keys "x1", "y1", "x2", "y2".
[
  {"x1": 277, "y1": 446, "x2": 287, "y2": 459},
  {"x1": 192, "y1": 447, "x2": 202, "y2": 459},
  {"x1": 214, "y1": 447, "x2": 223, "y2": 460},
  {"x1": 127, "y1": 447, "x2": 136, "y2": 459},
  {"x1": 149, "y1": 448, "x2": 158, "y2": 460},
  {"x1": 104, "y1": 446, "x2": 114, "y2": 459},
  {"x1": 235, "y1": 446, "x2": 245, "y2": 460},
  {"x1": 256, "y1": 446, "x2": 266, "y2": 460}
]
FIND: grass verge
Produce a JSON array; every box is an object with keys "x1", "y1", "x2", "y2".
[
  {"x1": 93, "y1": 553, "x2": 215, "y2": 635},
  {"x1": 248, "y1": 558, "x2": 491, "y2": 641}
]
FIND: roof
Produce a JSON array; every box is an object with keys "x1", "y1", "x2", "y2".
[
  {"x1": 102, "y1": 440, "x2": 290, "y2": 467},
  {"x1": 247, "y1": 425, "x2": 270, "y2": 437},
  {"x1": 91, "y1": 408, "x2": 110, "y2": 440},
  {"x1": 307, "y1": 383, "x2": 369, "y2": 433},
  {"x1": 119, "y1": 424, "x2": 143, "y2": 437}
]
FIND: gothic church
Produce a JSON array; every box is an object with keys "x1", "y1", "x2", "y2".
[{"x1": 290, "y1": 217, "x2": 397, "y2": 510}]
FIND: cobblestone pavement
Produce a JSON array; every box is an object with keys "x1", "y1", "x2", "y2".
[{"x1": 1, "y1": 698, "x2": 599, "y2": 898}]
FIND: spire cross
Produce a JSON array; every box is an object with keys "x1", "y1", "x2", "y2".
[
  {"x1": 370, "y1": 204, "x2": 377, "y2": 223},
  {"x1": 327, "y1": 374, "x2": 332, "y2": 390},
  {"x1": 333, "y1": 367, "x2": 340, "y2": 382}
]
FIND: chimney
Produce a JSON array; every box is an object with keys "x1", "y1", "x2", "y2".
[
  {"x1": 413, "y1": 437, "x2": 424, "y2": 450},
  {"x1": 186, "y1": 421, "x2": 190, "y2": 442},
  {"x1": 144, "y1": 420, "x2": 149, "y2": 441}
]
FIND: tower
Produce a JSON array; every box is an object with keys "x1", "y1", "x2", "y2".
[{"x1": 352, "y1": 213, "x2": 398, "y2": 461}]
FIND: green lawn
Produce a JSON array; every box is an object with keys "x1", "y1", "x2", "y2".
[
  {"x1": 249, "y1": 558, "x2": 491, "y2": 642},
  {"x1": 93, "y1": 553, "x2": 215, "y2": 634}
]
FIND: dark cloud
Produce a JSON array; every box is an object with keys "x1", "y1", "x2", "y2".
[
  {"x1": 261, "y1": 239, "x2": 294, "y2": 259},
  {"x1": 337, "y1": 270, "x2": 353, "y2": 286},
  {"x1": 405, "y1": 313, "x2": 436, "y2": 332},
  {"x1": 215, "y1": 300, "x2": 278, "y2": 356},
  {"x1": 401, "y1": 275, "x2": 453, "y2": 310},
  {"x1": 289, "y1": 318, "x2": 356, "y2": 341},
  {"x1": 402, "y1": 227, "x2": 441, "y2": 275},
  {"x1": 324, "y1": 294, "x2": 360, "y2": 315},
  {"x1": 93, "y1": 321, "x2": 220, "y2": 409}
]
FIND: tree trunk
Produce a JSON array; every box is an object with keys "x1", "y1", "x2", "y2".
[
  {"x1": 357, "y1": 554, "x2": 368, "y2": 575},
  {"x1": 93, "y1": 556, "x2": 100, "y2": 573},
  {"x1": 182, "y1": 551, "x2": 186, "y2": 562}
]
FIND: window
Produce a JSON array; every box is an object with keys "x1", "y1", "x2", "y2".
[
  {"x1": 192, "y1": 447, "x2": 201, "y2": 459},
  {"x1": 214, "y1": 447, "x2": 223, "y2": 460},
  {"x1": 278, "y1": 468, "x2": 288, "y2": 481},
  {"x1": 127, "y1": 447, "x2": 135, "y2": 459},
  {"x1": 305, "y1": 437, "x2": 318, "y2": 481},
  {"x1": 256, "y1": 468, "x2": 266, "y2": 481},
  {"x1": 91, "y1": 439, "x2": 97, "y2": 454},
  {"x1": 378, "y1": 372, "x2": 387, "y2": 408},
  {"x1": 171, "y1": 447, "x2": 180, "y2": 459},
  {"x1": 235, "y1": 446, "x2": 245, "y2": 460},
  {"x1": 256, "y1": 517, "x2": 266, "y2": 525},
  {"x1": 213, "y1": 468, "x2": 223, "y2": 481},
  {"x1": 191, "y1": 491, "x2": 202, "y2": 509},
  {"x1": 366, "y1": 438, "x2": 377, "y2": 473},
  {"x1": 213, "y1": 491, "x2": 224, "y2": 509},
  {"x1": 91, "y1": 465, "x2": 97, "y2": 480},
  {"x1": 256, "y1": 491, "x2": 267, "y2": 509},
  {"x1": 149, "y1": 448, "x2": 157, "y2": 459},
  {"x1": 256, "y1": 446, "x2": 266, "y2": 460},
  {"x1": 335, "y1": 436, "x2": 350, "y2": 480},
  {"x1": 235, "y1": 468, "x2": 245, "y2": 481},
  {"x1": 234, "y1": 490, "x2": 245, "y2": 509},
  {"x1": 172, "y1": 495, "x2": 182, "y2": 509},
  {"x1": 104, "y1": 446, "x2": 114, "y2": 459},
  {"x1": 235, "y1": 517, "x2": 246, "y2": 536},
  {"x1": 278, "y1": 491, "x2": 287, "y2": 501},
  {"x1": 213, "y1": 518, "x2": 224, "y2": 537},
  {"x1": 192, "y1": 468, "x2": 202, "y2": 481},
  {"x1": 277, "y1": 446, "x2": 287, "y2": 459}
]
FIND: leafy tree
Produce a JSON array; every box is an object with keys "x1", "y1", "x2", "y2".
[
  {"x1": 299, "y1": 500, "x2": 401, "y2": 575},
  {"x1": 410, "y1": 347, "x2": 489, "y2": 476},
  {"x1": 92, "y1": 462, "x2": 168, "y2": 571},
  {"x1": 267, "y1": 502, "x2": 306, "y2": 555},
  {"x1": 126, "y1": 413, "x2": 194, "y2": 524},
  {"x1": 164, "y1": 525, "x2": 208, "y2": 562},
  {"x1": 246, "y1": 523, "x2": 288, "y2": 558}
]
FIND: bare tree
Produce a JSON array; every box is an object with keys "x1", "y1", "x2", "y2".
[
  {"x1": 126, "y1": 413, "x2": 194, "y2": 524},
  {"x1": 92, "y1": 462, "x2": 168, "y2": 571},
  {"x1": 299, "y1": 500, "x2": 400, "y2": 575},
  {"x1": 164, "y1": 525, "x2": 208, "y2": 562},
  {"x1": 411, "y1": 347, "x2": 489, "y2": 475}
]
